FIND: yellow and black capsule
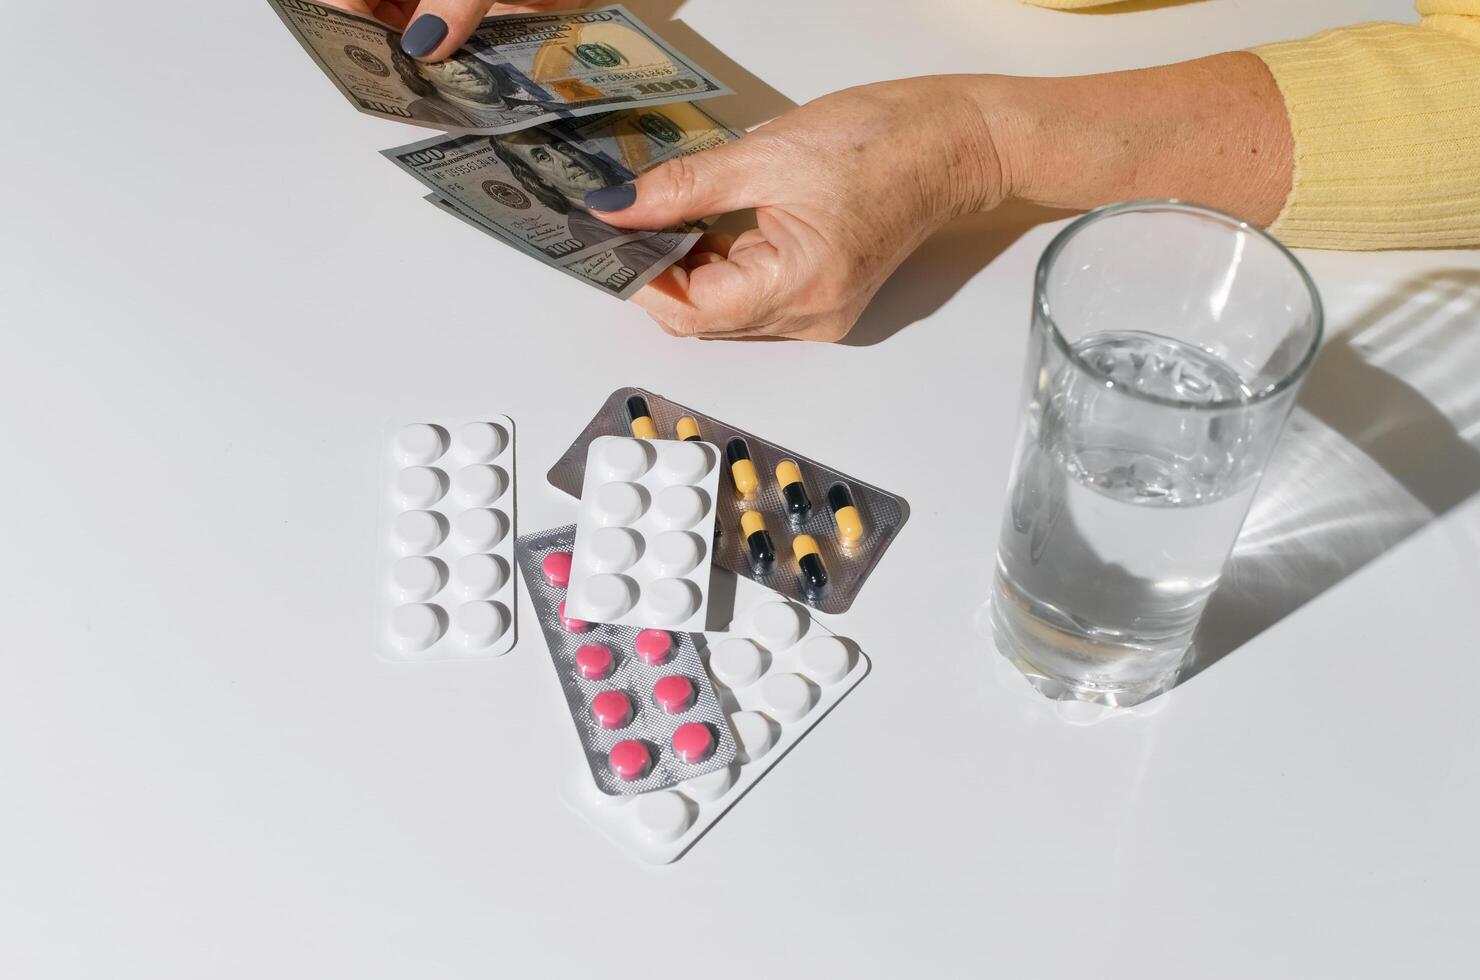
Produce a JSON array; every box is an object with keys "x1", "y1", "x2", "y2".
[
  {"x1": 725, "y1": 437, "x2": 759, "y2": 498},
  {"x1": 626, "y1": 395, "x2": 658, "y2": 440},
  {"x1": 827, "y1": 482, "x2": 865, "y2": 548},
  {"x1": 740, "y1": 510, "x2": 775, "y2": 574},
  {"x1": 775, "y1": 459, "x2": 811, "y2": 522},
  {"x1": 676, "y1": 416, "x2": 703, "y2": 442},
  {"x1": 793, "y1": 534, "x2": 828, "y2": 596}
]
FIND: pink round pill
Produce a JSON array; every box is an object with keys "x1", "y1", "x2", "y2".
[
  {"x1": 671, "y1": 722, "x2": 714, "y2": 763},
  {"x1": 591, "y1": 690, "x2": 633, "y2": 730},
  {"x1": 558, "y1": 600, "x2": 591, "y2": 633},
  {"x1": 575, "y1": 643, "x2": 615, "y2": 680},
  {"x1": 634, "y1": 629, "x2": 673, "y2": 665},
  {"x1": 609, "y1": 739, "x2": 651, "y2": 781},
  {"x1": 542, "y1": 551, "x2": 573, "y2": 588},
  {"x1": 653, "y1": 675, "x2": 696, "y2": 714}
]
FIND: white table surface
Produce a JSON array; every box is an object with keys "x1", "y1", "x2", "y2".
[{"x1": 4, "y1": 1, "x2": 1478, "y2": 976}]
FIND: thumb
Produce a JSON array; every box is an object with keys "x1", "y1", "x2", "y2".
[
  {"x1": 399, "y1": 0, "x2": 491, "y2": 62},
  {"x1": 584, "y1": 140, "x2": 769, "y2": 230}
]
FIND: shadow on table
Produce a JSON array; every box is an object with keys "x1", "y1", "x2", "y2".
[
  {"x1": 610, "y1": 3, "x2": 1079, "y2": 347},
  {"x1": 1055, "y1": 0, "x2": 1207, "y2": 14},
  {"x1": 621, "y1": 0, "x2": 797, "y2": 130},
  {"x1": 844, "y1": 204, "x2": 1078, "y2": 347},
  {"x1": 1182, "y1": 269, "x2": 1480, "y2": 683}
]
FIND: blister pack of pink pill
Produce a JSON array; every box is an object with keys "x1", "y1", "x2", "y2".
[
  {"x1": 515, "y1": 524, "x2": 738, "y2": 795},
  {"x1": 547, "y1": 387, "x2": 908, "y2": 614},
  {"x1": 375, "y1": 417, "x2": 516, "y2": 662},
  {"x1": 563, "y1": 590, "x2": 871, "y2": 863}
]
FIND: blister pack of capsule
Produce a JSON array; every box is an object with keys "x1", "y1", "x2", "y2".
[
  {"x1": 562, "y1": 589, "x2": 871, "y2": 863},
  {"x1": 515, "y1": 524, "x2": 738, "y2": 795},
  {"x1": 563, "y1": 436, "x2": 721, "y2": 633},
  {"x1": 376, "y1": 418, "x2": 516, "y2": 661},
  {"x1": 547, "y1": 388, "x2": 908, "y2": 614}
]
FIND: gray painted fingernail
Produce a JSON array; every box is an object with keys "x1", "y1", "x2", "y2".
[
  {"x1": 401, "y1": 15, "x2": 448, "y2": 58},
  {"x1": 584, "y1": 183, "x2": 637, "y2": 212}
]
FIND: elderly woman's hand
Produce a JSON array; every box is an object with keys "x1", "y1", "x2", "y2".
[
  {"x1": 584, "y1": 77, "x2": 1006, "y2": 342},
  {"x1": 322, "y1": 1, "x2": 586, "y2": 61},
  {"x1": 590, "y1": 53, "x2": 1295, "y2": 342}
]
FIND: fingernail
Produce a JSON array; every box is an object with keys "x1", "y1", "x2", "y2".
[
  {"x1": 584, "y1": 183, "x2": 637, "y2": 212},
  {"x1": 401, "y1": 15, "x2": 448, "y2": 58}
]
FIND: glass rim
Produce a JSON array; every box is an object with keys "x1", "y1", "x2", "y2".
[{"x1": 1034, "y1": 199, "x2": 1325, "y2": 412}]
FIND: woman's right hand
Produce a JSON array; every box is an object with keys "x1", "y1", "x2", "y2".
[{"x1": 323, "y1": 1, "x2": 587, "y2": 62}]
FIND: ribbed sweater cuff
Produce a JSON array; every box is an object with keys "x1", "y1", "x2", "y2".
[
  {"x1": 1018, "y1": 0, "x2": 1123, "y2": 8},
  {"x1": 1253, "y1": 22, "x2": 1480, "y2": 250}
]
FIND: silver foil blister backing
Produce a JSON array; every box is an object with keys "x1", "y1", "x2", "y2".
[
  {"x1": 515, "y1": 524, "x2": 738, "y2": 795},
  {"x1": 547, "y1": 387, "x2": 909, "y2": 615}
]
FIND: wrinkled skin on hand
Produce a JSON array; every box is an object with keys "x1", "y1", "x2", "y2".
[{"x1": 597, "y1": 78, "x2": 1005, "y2": 342}]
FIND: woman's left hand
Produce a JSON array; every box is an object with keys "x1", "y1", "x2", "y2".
[{"x1": 584, "y1": 76, "x2": 1005, "y2": 342}]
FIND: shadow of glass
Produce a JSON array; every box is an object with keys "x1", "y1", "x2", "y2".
[{"x1": 1184, "y1": 269, "x2": 1480, "y2": 682}]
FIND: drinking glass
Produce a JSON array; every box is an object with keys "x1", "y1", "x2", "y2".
[{"x1": 991, "y1": 201, "x2": 1323, "y2": 706}]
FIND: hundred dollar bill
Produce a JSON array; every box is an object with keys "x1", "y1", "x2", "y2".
[
  {"x1": 383, "y1": 102, "x2": 740, "y2": 265},
  {"x1": 425, "y1": 194, "x2": 697, "y2": 299},
  {"x1": 266, "y1": 1, "x2": 729, "y2": 133}
]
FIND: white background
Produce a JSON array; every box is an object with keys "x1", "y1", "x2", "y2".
[{"x1": 3, "y1": 0, "x2": 1479, "y2": 976}]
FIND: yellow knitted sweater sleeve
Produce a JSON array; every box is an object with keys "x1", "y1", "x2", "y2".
[
  {"x1": 1021, "y1": 1, "x2": 1480, "y2": 249},
  {"x1": 1020, "y1": 0, "x2": 1126, "y2": 7},
  {"x1": 1255, "y1": 3, "x2": 1480, "y2": 248}
]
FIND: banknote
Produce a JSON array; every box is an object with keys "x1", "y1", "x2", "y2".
[
  {"x1": 266, "y1": 1, "x2": 730, "y2": 133},
  {"x1": 425, "y1": 194, "x2": 697, "y2": 299},
  {"x1": 383, "y1": 101, "x2": 740, "y2": 264}
]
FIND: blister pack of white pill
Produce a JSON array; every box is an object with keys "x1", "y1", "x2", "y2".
[
  {"x1": 515, "y1": 524, "x2": 738, "y2": 796},
  {"x1": 563, "y1": 436, "x2": 721, "y2": 632},
  {"x1": 375, "y1": 418, "x2": 516, "y2": 662},
  {"x1": 548, "y1": 388, "x2": 908, "y2": 615},
  {"x1": 562, "y1": 591, "x2": 870, "y2": 863}
]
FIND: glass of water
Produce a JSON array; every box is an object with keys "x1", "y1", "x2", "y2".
[{"x1": 991, "y1": 201, "x2": 1323, "y2": 706}]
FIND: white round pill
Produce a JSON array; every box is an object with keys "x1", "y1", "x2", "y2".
[
  {"x1": 798, "y1": 635, "x2": 851, "y2": 685},
  {"x1": 761, "y1": 672, "x2": 813, "y2": 723},
  {"x1": 454, "y1": 509, "x2": 507, "y2": 551},
  {"x1": 393, "y1": 423, "x2": 446, "y2": 465},
  {"x1": 586, "y1": 526, "x2": 642, "y2": 573},
  {"x1": 643, "y1": 578, "x2": 699, "y2": 626},
  {"x1": 652, "y1": 485, "x2": 708, "y2": 530},
  {"x1": 708, "y1": 637, "x2": 764, "y2": 690},
  {"x1": 631, "y1": 791, "x2": 693, "y2": 843},
  {"x1": 593, "y1": 481, "x2": 646, "y2": 526},
  {"x1": 681, "y1": 763, "x2": 737, "y2": 802},
  {"x1": 749, "y1": 600, "x2": 804, "y2": 651},
  {"x1": 453, "y1": 600, "x2": 508, "y2": 649},
  {"x1": 390, "y1": 602, "x2": 445, "y2": 652},
  {"x1": 731, "y1": 710, "x2": 776, "y2": 764},
  {"x1": 392, "y1": 556, "x2": 445, "y2": 601},
  {"x1": 453, "y1": 553, "x2": 507, "y2": 599},
  {"x1": 393, "y1": 510, "x2": 447, "y2": 555},
  {"x1": 394, "y1": 466, "x2": 447, "y2": 508},
  {"x1": 656, "y1": 441, "x2": 713, "y2": 484},
  {"x1": 650, "y1": 530, "x2": 703, "y2": 577},
  {"x1": 454, "y1": 465, "x2": 508, "y2": 506},
  {"x1": 455, "y1": 421, "x2": 506, "y2": 462},
  {"x1": 594, "y1": 437, "x2": 651, "y2": 482},
  {"x1": 578, "y1": 573, "x2": 637, "y2": 620}
]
